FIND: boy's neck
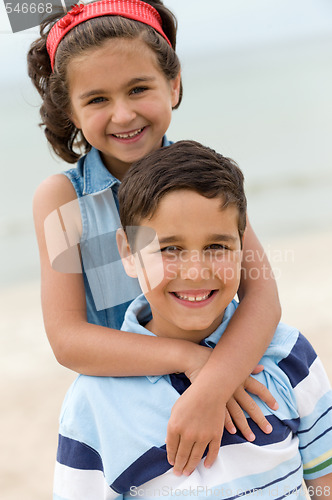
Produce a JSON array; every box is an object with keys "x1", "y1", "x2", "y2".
[{"x1": 143, "y1": 309, "x2": 226, "y2": 344}]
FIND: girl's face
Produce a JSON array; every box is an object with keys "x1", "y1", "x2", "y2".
[{"x1": 68, "y1": 37, "x2": 180, "y2": 180}]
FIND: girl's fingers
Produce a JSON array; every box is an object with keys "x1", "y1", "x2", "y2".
[
  {"x1": 245, "y1": 376, "x2": 279, "y2": 411},
  {"x1": 171, "y1": 437, "x2": 195, "y2": 476},
  {"x1": 204, "y1": 438, "x2": 221, "y2": 469},
  {"x1": 232, "y1": 389, "x2": 274, "y2": 436},
  {"x1": 251, "y1": 364, "x2": 264, "y2": 375},
  {"x1": 226, "y1": 396, "x2": 256, "y2": 442},
  {"x1": 182, "y1": 441, "x2": 208, "y2": 476},
  {"x1": 224, "y1": 408, "x2": 237, "y2": 435},
  {"x1": 166, "y1": 432, "x2": 180, "y2": 467}
]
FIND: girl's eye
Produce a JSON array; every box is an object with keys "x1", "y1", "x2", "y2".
[
  {"x1": 88, "y1": 96, "x2": 106, "y2": 105},
  {"x1": 130, "y1": 86, "x2": 148, "y2": 95}
]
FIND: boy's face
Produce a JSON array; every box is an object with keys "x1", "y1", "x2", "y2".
[{"x1": 122, "y1": 190, "x2": 243, "y2": 344}]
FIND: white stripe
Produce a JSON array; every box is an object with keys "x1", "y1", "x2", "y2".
[
  {"x1": 293, "y1": 357, "x2": 331, "y2": 417},
  {"x1": 54, "y1": 462, "x2": 119, "y2": 500}
]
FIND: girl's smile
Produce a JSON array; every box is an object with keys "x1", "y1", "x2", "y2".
[{"x1": 68, "y1": 38, "x2": 180, "y2": 180}]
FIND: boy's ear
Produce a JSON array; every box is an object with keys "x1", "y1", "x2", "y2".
[{"x1": 116, "y1": 228, "x2": 137, "y2": 278}]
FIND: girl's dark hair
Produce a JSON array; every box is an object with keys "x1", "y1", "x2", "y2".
[
  {"x1": 27, "y1": 1, "x2": 182, "y2": 163},
  {"x1": 119, "y1": 140, "x2": 247, "y2": 243}
]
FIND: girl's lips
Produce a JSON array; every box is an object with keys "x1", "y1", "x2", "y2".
[
  {"x1": 110, "y1": 126, "x2": 147, "y2": 143},
  {"x1": 169, "y1": 289, "x2": 218, "y2": 308}
]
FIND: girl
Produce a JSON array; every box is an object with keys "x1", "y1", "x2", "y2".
[{"x1": 28, "y1": 0, "x2": 281, "y2": 478}]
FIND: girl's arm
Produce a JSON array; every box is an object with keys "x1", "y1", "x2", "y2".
[
  {"x1": 33, "y1": 174, "x2": 208, "y2": 376},
  {"x1": 166, "y1": 218, "x2": 281, "y2": 476}
]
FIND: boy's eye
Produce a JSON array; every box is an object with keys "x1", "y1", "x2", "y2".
[
  {"x1": 206, "y1": 244, "x2": 229, "y2": 251},
  {"x1": 160, "y1": 246, "x2": 179, "y2": 253}
]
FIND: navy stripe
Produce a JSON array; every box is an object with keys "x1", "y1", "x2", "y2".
[
  {"x1": 222, "y1": 415, "x2": 295, "y2": 447},
  {"x1": 57, "y1": 434, "x2": 104, "y2": 472},
  {"x1": 111, "y1": 445, "x2": 171, "y2": 494},
  {"x1": 169, "y1": 372, "x2": 191, "y2": 395},
  {"x1": 278, "y1": 333, "x2": 317, "y2": 388},
  {"x1": 297, "y1": 406, "x2": 332, "y2": 434},
  {"x1": 299, "y1": 426, "x2": 332, "y2": 450}
]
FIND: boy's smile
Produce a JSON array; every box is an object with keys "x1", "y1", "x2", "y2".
[
  {"x1": 130, "y1": 190, "x2": 243, "y2": 344},
  {"x1": 67, "y1": 38, "x2": 180, "y2": 180}
]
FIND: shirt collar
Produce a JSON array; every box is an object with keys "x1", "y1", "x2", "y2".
[
  {"x1": 82, "y1": 136, "x2": 172, "y2": 195},
  {"x1": 121, "y1": 294, "x2": 238, "y2": 383}
]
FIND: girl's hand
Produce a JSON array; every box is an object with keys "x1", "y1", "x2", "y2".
[
  {"x1": 166, "y1": 381, "x2": 226, "y2": 477},
  {"x1": 166, "y1": 364, "x2": 279, "y2": 476},
  {"x1": 225, "y1": 366, "x2": 279, "y2": 442}
]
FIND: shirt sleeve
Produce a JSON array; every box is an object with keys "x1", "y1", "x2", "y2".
[
  {"x1": 53, "y1": 435, "x2": 123, "y2": 500},
  {"x1": 278, "y1": 332, "x2": 332, "y2": 480}
]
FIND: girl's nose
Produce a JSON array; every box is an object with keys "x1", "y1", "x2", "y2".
[{"x1": 111, "y1": 99, "x2": 136, "y2": 125}]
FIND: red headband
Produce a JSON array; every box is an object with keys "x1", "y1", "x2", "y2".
[{"x1": 46, "y1": 0, "x2": 172, "y2": 70}]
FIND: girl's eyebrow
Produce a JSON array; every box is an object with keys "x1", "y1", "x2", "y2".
[
  {"x1": 127, "y1": 76, "x2": 156, "y2": 86},
  {"x1": 79, "y1": 89, "x2": 106, "y2": 100}
]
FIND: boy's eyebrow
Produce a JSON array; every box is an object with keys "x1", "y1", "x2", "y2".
[
  {"x1": 208, "y1": 233, "x2": 239, "y2": 243},
  {"x1": 78, "y1": 77, "x2": 156, "y2": 100},
  {"x1": 157, "y1": 234, "x2": 239, "y2": 245}
]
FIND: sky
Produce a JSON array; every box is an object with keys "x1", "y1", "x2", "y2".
[{"x1": 0, "y1": 0, "x2": 332, "y2": 82}]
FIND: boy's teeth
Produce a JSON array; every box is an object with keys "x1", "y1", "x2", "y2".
[
  {"x1": 174, "y1": 292, "x2": 212, "y2": 302},
  {"x1": 113, "y1": 128, "x2": 143, "y2": 139}
]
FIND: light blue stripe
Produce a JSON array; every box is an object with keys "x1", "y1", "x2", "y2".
[
  {"x1": 201, "y1": 455, "x2": 303, "y2": 500},
  {"x1": 298, "y1": 393, "x2": 332, "y2": 437}
]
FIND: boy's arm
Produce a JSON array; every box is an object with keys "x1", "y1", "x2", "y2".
[
  {"x1": 305, "y1": 476, "x2": 332, "y2": 499},
  {"x1": 34, "y1": 174, "x2": 209, "y2": 376},
  {"x1": 166, "y1": 218, "x2": 281, "y2": 475}
]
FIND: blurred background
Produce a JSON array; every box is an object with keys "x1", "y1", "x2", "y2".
[{"x1": 1, "y1": 0, "x2": 331, "y2": 498}]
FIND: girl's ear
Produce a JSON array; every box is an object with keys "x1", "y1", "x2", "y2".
[
  {"x1": 170, "y1": 71, "x2": 181, "y2": 108},
  {"x1": 68, "y1": 109, "x2": 81, "y2": 130},
  {"x1": 116, "y1": 228, "x2": 138, "y2": 278}
]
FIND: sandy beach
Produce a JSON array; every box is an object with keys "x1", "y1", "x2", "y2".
[{"x1": 1, "y1": 230, "x2": 331, "y2": 499}]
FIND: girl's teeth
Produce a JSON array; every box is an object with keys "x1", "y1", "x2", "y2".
[{"x1": 113, "y1": 128, "x2": 143, "y2": 139}]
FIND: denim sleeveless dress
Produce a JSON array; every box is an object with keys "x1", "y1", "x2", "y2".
[{"x1": 63, "y1": 138, "x2": 171, "y2": 330}]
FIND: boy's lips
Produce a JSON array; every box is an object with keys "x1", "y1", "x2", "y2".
[{"x1": 169, "y1": 289, "x2": 218, "y2": 306}]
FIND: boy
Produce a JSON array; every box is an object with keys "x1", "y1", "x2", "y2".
[{"x1": 54, "y1": 141, "x2": 332, "y2": 500}]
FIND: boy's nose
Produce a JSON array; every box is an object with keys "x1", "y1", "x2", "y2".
[{"x1": 179, "y1": 252, "x2": 211, "y2": 281}]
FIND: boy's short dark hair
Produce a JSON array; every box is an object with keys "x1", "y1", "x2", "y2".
[{"x1": 118, "y1": 140, "x2": 247, "y2": 240}]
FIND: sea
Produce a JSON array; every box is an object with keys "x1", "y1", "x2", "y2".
[{"x1": 1, "y1": 33, "x2": 332, "y2": 287}]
